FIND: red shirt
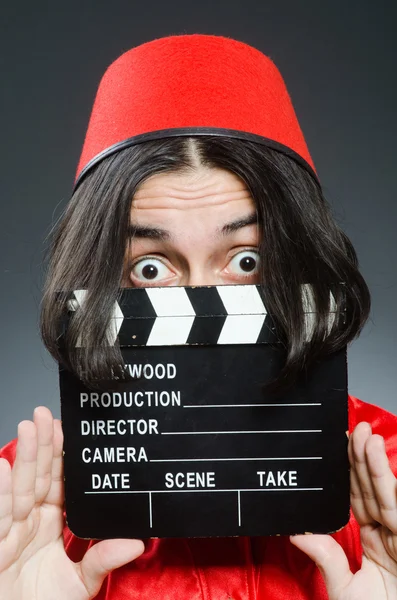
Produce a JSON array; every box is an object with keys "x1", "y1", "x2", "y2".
[{"x1": 2, "y1": 395, "x2": 397, "y2": 599}]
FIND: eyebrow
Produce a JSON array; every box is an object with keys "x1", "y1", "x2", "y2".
[
  {"x1": 219, "y1": 213, "x2": 258, "y2": 235},
  {"x1": 127, "y1": 212, "x2": 258, "y2": 241},
  {"x1": 127, "y1": 224, "x2": 171, "y2": 241}
]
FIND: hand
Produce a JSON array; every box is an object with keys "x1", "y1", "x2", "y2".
[
  {"x1": 0, "y1": 407, "x2": 144, "y2": 600},
  {"x1": 291, "y1": 421, "x2": 397, "y2": 599}
]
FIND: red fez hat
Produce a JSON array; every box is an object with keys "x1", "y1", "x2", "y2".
[{"x1": 75, "y1": 34, "x2": 316, "y2": 188}]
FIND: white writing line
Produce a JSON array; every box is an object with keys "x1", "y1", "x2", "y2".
[
  {"x1": 149, "y1": 492, "x2": 152, "y2": 528},
  {"x1": 238, "y1": 490, "x2": 241, "y2": 527},
  {"x1": 85, "y1": 487, "x2": 323, "y2": 495},
  {"x1": 161, "y1": 430, "x2": 322, "y2": 435},
  {"x1": 150, "y1": 456, "x2": 323, "y2": 462},
  {"x1": 183, "y1": 403, "x2": 322, "y2": 408}
]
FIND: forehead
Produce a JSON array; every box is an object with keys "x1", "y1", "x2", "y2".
[{"x1": 132, "y1": 166, "x2": 254, "y2": 213}]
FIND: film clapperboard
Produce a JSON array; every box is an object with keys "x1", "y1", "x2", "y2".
[{"x1": 59, "y1": 284, "x2": 349, "y2": 539}]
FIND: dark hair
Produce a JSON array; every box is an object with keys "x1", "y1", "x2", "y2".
[{"x1": 40, "y1": 136, "x2": 370, "y2": 394}]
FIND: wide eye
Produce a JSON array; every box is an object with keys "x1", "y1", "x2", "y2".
[
  {"x1": 227, "y1": 250, "x2": 260, "y2": 277},
  {"x1": 130, "y1": 257, "x2": 174, "y2": 284}
]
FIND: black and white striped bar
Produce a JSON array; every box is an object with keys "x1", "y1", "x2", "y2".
[{"x1": 67, "y1": 284, "x2": 342, "y2": 347}]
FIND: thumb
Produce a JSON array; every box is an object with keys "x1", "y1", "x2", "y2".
[
  {"x1": 290, "y1": 534, "x2": 353, "y2": 599},
  {"x1": 79, "y1": 538, "x2": 145, "y2": 598}
]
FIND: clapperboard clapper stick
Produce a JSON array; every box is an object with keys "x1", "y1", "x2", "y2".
[{"x1": 59, "y1": 284, "x2": 349, "y2": 539}]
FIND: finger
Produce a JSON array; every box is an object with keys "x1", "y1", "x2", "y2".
[
  {"x1": 12, "y1": 421, "x2": 38, "y2": 521},
  {"x1": 348, "y1": 430, "x2": 373, "y2": 526},
  {"x1": 0, "y1": 458, "x2": 12, "y2": 540},
  {"x1": 365, "y1": 434, "x2": 397, "y2": 533},
  {"x1": 33, "y1": 407, "x2": 54, "y2": 503},
  {"x1": 44, "y1": 419, "x2": 64, "y2": 506},
  {"x1": 79, "y1": 538, "x2": 145, "y2": 598},
  {"x1": 350, "y1": 422, "x2": 381, "y2": 523},
  {"x1": 290, "y1": 534, "x2": 353, "y2": 599},
  {"x1": 349, "y1": 462, "x2": 373, "y2": 525}
]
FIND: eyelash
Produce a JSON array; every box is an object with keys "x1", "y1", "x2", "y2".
[
  {"x1": 127, "y1": 248, "x2": 259, "y2": 269},
  {"x1": 230, "y1": 246, "x2": 259, "y2": 258},
  {"x1": 127, "y1": 246, "x2": 260, "y2": 277},
  {"x1": 128, "y1": 254, "x2": 168, "y2": 271}
]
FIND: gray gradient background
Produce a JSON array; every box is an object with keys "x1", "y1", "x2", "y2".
[{"x1": 0, "y1": 1, "x2": 396, "y2": 447}]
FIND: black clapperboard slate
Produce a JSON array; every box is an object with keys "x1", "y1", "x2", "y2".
[{"x1": 59, "y1": 284, "x2": 349, "y2": 539}]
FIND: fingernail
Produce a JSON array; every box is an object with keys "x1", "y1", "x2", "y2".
[
  {"x1": 361, "y1": 422, "x2": 372, "y2": 435},
  {"x1": 376, "y1": 435, "x2": 385, "y2": 448}
]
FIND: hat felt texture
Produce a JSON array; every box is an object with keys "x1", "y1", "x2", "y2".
[{"x1": 76, "y1": 34, "x2": 316, "y2": 187}]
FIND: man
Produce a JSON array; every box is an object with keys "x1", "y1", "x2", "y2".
[{"x1": 1, "y1": 34, "x2": 396, "y2": 599}]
